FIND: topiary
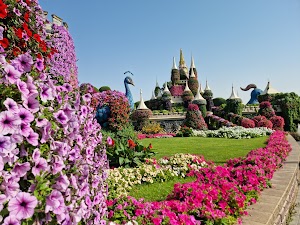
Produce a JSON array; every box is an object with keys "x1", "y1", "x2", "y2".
[
  {"x1": 188, "y1": 77, "x2": 199, "y2": 96},
  {"x1": 183, "y1": 104, "x2": 207, "y2": 130},
  {"x1": 154, "y1": 86, "x2": 161, "y2": 97},
  {"x1": 252, "y1": 115, "x2": 267, "y2": 127},
  {"x1": 213, "y1": 97, "x2": 226, "y2": 107},
  {"x1": 270, "y1": 115, "x2": 285, "y2": 131},
  {"x1": 171, "y1": 69, "x2": 180, "y2": 85},
  {"x1": 99, "y1": 86, "x2": 111, "y2": 92},
  {"x1": 258, "y1": 101, "x2": 275, "y2": 119},
  {"x1": 182, "y1": 90, "x2": 194, "y2": 102},
  {"x1": 225, "y1": 98, "x2": 243, "y2": 115},
  {"x1": 241, "y1": 118, "x2": 255, "y2": 128},
  {"x1": 257, "y1": 119, "x2": 273, "y2": 129}
]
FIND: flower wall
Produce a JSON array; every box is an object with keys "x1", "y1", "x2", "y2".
[{"x1": 0, "y1": 1, "x2": 108, "y2": 224}]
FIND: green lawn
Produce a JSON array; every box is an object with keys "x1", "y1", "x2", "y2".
[
  {"x1": 131, "y1": 136, "x2": 268, "y2": 202},
  {"x1": 139, "y1": 136, "x2": 268, "y2": 164}
]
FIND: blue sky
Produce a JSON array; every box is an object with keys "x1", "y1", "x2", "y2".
[{"x1": 39, "y1": 0, "x2": 300, "y2": 104}]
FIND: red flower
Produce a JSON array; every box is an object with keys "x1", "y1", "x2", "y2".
[
  {"x1": 0, "y1": 1, "x2": 7, "y2": 19},
  {"x1": 128, "y1": 139, "x2": 136, "y2": 149},
  {"x1": 15, "y1": 28, "x2": 23, "y2": 39},
  {"x1": 0, "y1": 38, "x2": 9, "y2": 48},
  {"x1": 26, "y1": 0, "x2": 31, "y2": 6},
  {"x1": 23, "y1": 23, "x2": 32, "y2": 37},
  {"x1": 149, "y1": 143, "x2": 153, "y2": 149},
  {"x1": 24, "y1": 12, "x2": 30, "y2": 22},
  {"x1": 13, "y1": 47, "x2": 21, "y2": 56},
  {"x1": 33, "y1": 33, "x2": 41, "y2": 43},
  {"x1": 39, "y1": 40, "x2": 47, "y2": 52}
]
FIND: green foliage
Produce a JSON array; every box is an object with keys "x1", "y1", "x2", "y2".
[
  {"x1": 271, "y1": 92, "x2": 300, "y2": 131},
  {"x1": 141, "y1": 121, "x2": 164, "y2": 134},
  {"x1": 225, "y1": 99, "x2": 243, "y2": 115},
  {"x1": 188, "y1": 78, "x2": 199, "y2": 96},
  {"x1": 213, "y1": 97, "x2": 226, "y2": 106},
  {"x1": 199, "y1": 104, "x2": 207, "y2": 117},
  {"x1": 202, "y1": 90, "x2": 213, "y2": 99},
  {"x1": 102, "y1": 123, "x2": 138, "y2": 143},
  {"x1": 99, "y1": 86, "x2": 111, "y2": 92},
  {"x1": 182, "y1": 90, "x2": 194, "y2": 102},
  {"x1": 176, "y1": 126, "x2": 194, "y2": 137},
  {"x1": 154, "y1": 86, "x2": 161, "y2": 97},
  {"x1": 106, "y1": 139, "x2": 155, "y2": 168},
  {"x1": 162, "y1": 92, "x2": 171, "y2": 101},
  {"x1": 171, "y1": 69, "x2": 180, "y2": 85}
]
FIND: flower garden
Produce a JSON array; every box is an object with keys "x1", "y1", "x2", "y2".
[{"x1": 0, "y1": 0, "x2": 298, "y2": 225}]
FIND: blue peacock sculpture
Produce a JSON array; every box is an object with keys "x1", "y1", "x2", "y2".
[
  {"x1": 240, "y1": 84, "x2": 263, "y2": 104},
  {"x1": 95, "y1": 74, "x2": 135, "y2": 129}
]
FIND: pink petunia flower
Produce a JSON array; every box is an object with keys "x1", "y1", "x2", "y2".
[
  {"x1": 8, "y1": 192, "x2": 37, "y2": 220},
  {"x1": 4, "y1": 98, "x2": 19, "y2": 113},
  {"x1": 0, "y1": 111, "x2": 21, "y2": 135},
  {"x1": 4, "y1": 64, "x2": 22, "y2": 84},
  {"x1": 32, "y1": 157, "x2": 48, "y2": 176},
  {"x1": 2, "y1": 215, "x2": 20, "y2": 225}
]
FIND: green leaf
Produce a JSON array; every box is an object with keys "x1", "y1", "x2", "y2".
[{"x1": 119, "y1": 157, "x2": 124, "y2": 165}]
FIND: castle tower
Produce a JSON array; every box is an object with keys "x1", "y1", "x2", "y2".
[
  {"x1": 188, "y1": 62, "x2": 199, "y2": 96},
  {"x1": 179, "y1": 49, "x2": 189, "y2": 80},
  {"x1": 189, "y1": 55, "x2": 198, "y2": 78},
  {"x1": 171, "y1": 57, "x2": 180, "y2": 85},
  {"x1": 228, "y1": 84, "x2": 240, "y2": 100}
]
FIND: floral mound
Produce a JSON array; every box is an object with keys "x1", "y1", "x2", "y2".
[
  {"x1": 107, "y1": 131, "x2": 291, "y2": 224},
  {"x1": 0, "y1": 1, "x2": 108, "y2": 224}
]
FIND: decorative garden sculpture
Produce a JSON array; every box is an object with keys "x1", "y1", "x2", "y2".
[
  {"x1": 124, "y1": 71, "x2": 135, "y2": 110},
  {"x1": 240, "y1": 84, "x2": 263, "y2": 104}
]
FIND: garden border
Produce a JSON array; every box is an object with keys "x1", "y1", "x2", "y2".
[{"x1": 241, "y1": 135, "x2": 300, "y2": 225}]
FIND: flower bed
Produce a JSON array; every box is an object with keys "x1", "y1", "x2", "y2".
[
  {"x1": 107, "y1": 154, "x2": 208, "y2": 200},
  {"x1": 192, "y1": 126, "x2": 273, "y2": 139},
  {"x1": 137, "y1": 133, "x2": 176, "y2": 139},
  {"x1": 107, "y1": 131, "x2": 291, "y2": 224}
]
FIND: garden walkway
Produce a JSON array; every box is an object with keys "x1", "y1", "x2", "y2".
[{"x1": 240, "y1": 135, "x2": 300, "y2": 225}]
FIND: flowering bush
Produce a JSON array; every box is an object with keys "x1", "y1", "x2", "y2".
[
  {"x1": 0, "y1": 1, "x2": 108, "y2": 224},
  {"x1": 95, "y1": 90, "x2": 130, "y2": 131},
  {"x1": 131, "y1": 109, "x2": 152, "y2": 122},
  {"x1": 241, "y1": 118, "x2": 255, "y2": 128},
  {"x1": 270, "y1": 115, "x2": 285, "y2": 131},
  {"x1": 107, "y1": 131, "x2": 291, "y2": 224},
  {"x1": 258, "y1": 101, "x2": 275, "y2": 119},
  {"x1": 181, "y1": 90, "x2": 194, "y2": 102},
  {"x1": 141, "y1": 121, "x2": 163, "y2": 134},
  {"x1": 183, "y1": 104, "x2": 207, "y2": 130},
  {"x1": 252, "y1": 115, "x2": 267, "y2": 126},
  {"x1": 192, "y1": 126, "x2": 273, "y2": 139},
  {"x1": 137, "y1": 133, "x2": 175, "y2": 139},
  {"x1": 257, "y1": 119, "x2": 273, "y2": 129},
  {"x1": 176, "y1": 125, "x2": 194, "y2": 137},
  {"x1": 206, "y1": 114, "x2": 235, "y2": 129},
  {"x1": 170, "y1": 85, "x2": 184, "y2": 96}
]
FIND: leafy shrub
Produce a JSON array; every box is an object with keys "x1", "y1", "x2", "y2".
[
  {"x1": 106, "y1": 138, "x2": 155, "y2": 168},
  {"x1": 213, "y1": 97, "x2": 226, "y2": 106},
  {"x1": 99, "y1": 86, "x2": 111, "y2": 92},
  {"x1": 241, "y1": 118, "x2": 255, "y2": 128},
  {"x1": 131, "y1": 109, "x2": 152, "y2": 121},
  {"x1": 183, "y1": 104, "x2": 207, "y2": 130},
  {"x1": 176, "y1": 126, "x2": 194, "y2": 137},
  {"x1": 141, "y1": 121, "x2": 164, "y2": 134},
  {"x1": 225, "y1": 98, "x2": 243, "y2": 115},
  {"x1": 270, "y1": 115, "x2": 285, "y2": 131}
]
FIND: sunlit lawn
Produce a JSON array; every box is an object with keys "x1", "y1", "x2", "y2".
[{"x1": 132, "y1": 136, "x2": 268, "y2": 201}]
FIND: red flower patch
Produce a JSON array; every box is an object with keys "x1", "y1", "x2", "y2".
[
  {"x1": 0, "y1": 0, "x2": 7, "y2": 19},
  {"x1": 0, "y1": 37, "x2": 9, "y2": 48}
]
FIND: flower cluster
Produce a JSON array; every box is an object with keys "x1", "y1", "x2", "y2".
[
  {"x1": 206, "y1": 114, "x2": 235, "y2": 129},
  {"x1": 192, "y1": 126, "x2": 273, "y2": 139},
  {"x1": 170, "y1": 85, "x2": 184, "y2": 96},
  {"x1": 107, "y1": 131, "x2": 291, "y2": 224},
  {"x1": 241, "y1": 117, "x2": 255, "y2": 128},
  {"x1": 95, "y1": 90, "x2": 130, "y2": 131},
  {"x1": 107, "y1": 154, "x2": 208, "y2": 199},
  {"x1": 0, "y1": 1, "x2": 108, "y2": 224},
  {"x1": 183, "y1": 104, "x2": 207, "y2": 130},
  {"x1": 137, "y1": 133, "x2": 175, "y2": 139},
  {"x1": 258, "y1": 101, "x2": 275, "y2": 119},
  {"x1": 49, "y1": 23, "x2": 78, "y2": 88}
]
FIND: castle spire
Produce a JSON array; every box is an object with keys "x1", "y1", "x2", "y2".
[
  {"x1": 190, "y1": 55, "x2": 195, "y2": 69},
  {"x1": 137, "y1": 89, "x2": 149, "y2": 110},
  {"x1": 199, "y1": 83, "x2": 204, "y2": 94},
  {"x1": 204, "y1": 80, "x2": 211, "y2": 91},
  {"x1": 151, "y1": 91, "x2": 156, "y2": 100},
  {"x1": 172, "y1": 57, "x2": 177, "y2": 69},
  {"x1": 155, "y1": 77, "x2": 159, "y2": 87},
  {"x1": 163, "y1": 81, "x2": 170, "y2": 93},
  {"x1": 184, "y1": 80, "x2": 191, "y2": 91},
  {"x1": 190, "y1": 65, "x2": 196, "y2": 78},
  {"x1": 179, "y1": 48, "x2": 185, "y2": 66},
  {"x1": 228, "y1": 84, "x2": 239, "y2": 99},
  {"x1": 194, "y1": 87, "x2": 205, "y2": 100}
]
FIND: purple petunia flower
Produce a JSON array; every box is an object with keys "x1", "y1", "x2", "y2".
[
  {"x1": 53, "y1": 174, "x2": 70, "y2": 192},
  {"x1": 26, "y1": 130, "x2": 39, "y2": 146},
  {"x1": 4, "y1": 98, "x2": 19, "y2": 114},
  {"x1": 35, "y1": 117, "x2": 48, "y2": 127},
  {"x1": 16, "y1": 80, "x2": 29, "y2": 97},
  {"x1": 2, "y1": 216, "x2": 20, "y2": 225},
  {"x1": 0, "y1": 157, "x2": 3, "y2": 172},
  {"x1": 32, "y1": 148, "x2": 40, "y2": 161},
  {"x1": 12, "y1": 162, "x2": 31, "y2": 178},
  {"x1": 35, "y1": 58, "x2": 44, "y2": 71},
  {"x1": 18, "y1": 108, "x2": 34, "y2": 124},
  {"x1": 8, "y1": 192, "x2": 38, "y2": 220},
  {"x1": 63, "y1": 83, "x2": 73, "y2": 92},
  {"x1": 0, "y1": 111, "x2": 21, "y2": 135},
  {"x1": 40, "y1": 84, "x2": 54, "y2": 102},
  {"x1": 53, "y1": 110, "x2": 68, "y2": 124},
  {"x1": 13, "y1": 8, "x2": 22, "y2": 16},
  {"x1": 82, "y1": 93, "x2": 92, "y2": 102},
  {"x1": 23, "y1": 93, "x2": 39, "y2": 113},
  {"x1": 32, "y1": 157, "x2": 48, "y2": 176},
  {"x1": 45, "y1": 190, "x2": 66, "y2": 215},
  {"x1": 4, "y1": 64, "x2": 22, "y2": 84},
  {"x1": 20, "y1": 122, "x2": 32, "y2": 137},
  {"x1": 11, "y1": 53, "x2": 34, "y2": 73}
]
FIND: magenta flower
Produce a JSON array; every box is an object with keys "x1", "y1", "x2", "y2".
[
  {"x1": 12, "y1": 162, "x2": 31, "y2": 178},
  {"x1": 18, "y1": 108, "x2": 34, "y2": 124},
  {"x1": 82, "y1": 93, "x2": 92, "y2": 102},
  {"x1": 32, "y1": 157, "x2": 48, "y2": 176},
  {"x1": 4, "y1": 98, "x2": 19, "y2": 113},
  {"x1": 35, "y1": 58, "x2": 44, "y2": 71},
  {"x1": 16, "y1": 80, "x2": 29, "y2": 97},
  {"x1": 26, "y1": 130, "x2": 39, "y2": 146},
  {"x1": 11, "y1": 53, "x2": 34, "y2": 73},
  {"x1": 0, "y1": 111, "x2": 21, "y2": 135},
  {"x1": 40, "y1": 85, "x2": 54, "y2": 102},
  {"x1": 45, "y1": 190, "x2": 66, "y2": 215},
  {"x1": 53, "y1": 110, "x2": 68, "y2": 124},
  {"x1": 4, "y1": 64, "x2": 22, "y2": 84},
  {"x1": 8, "y1": 192, "x2": 37, "y2": 220},
  {"x1": 2, "y1": 216, "x2": 20, "y2": 225},
  {"x1": 13, "y1": 7, "x2": 22, "y2": 16},
  {"x1": 35, "y1": 117, "x2": 48, "y2": 127},
  {"x1": 0, "y1": 157, "x2": 3, "y2": 172},
  {"x1": 23, "y1": 93, "x2": 39, "y2": 113}
]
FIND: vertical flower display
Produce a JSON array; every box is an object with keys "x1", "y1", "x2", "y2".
[{"x1": 0, "y1": 1, "x2": 108, "y2": 224}]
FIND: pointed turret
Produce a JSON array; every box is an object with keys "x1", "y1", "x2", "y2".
[
  {"x1": 189, "y1": 55, "x2": 198, "y2": 78},
  {"x1": 155, "y1": 78, "x2": 159, "y2": 87},
  {"x1": 179, "y1": 49, "x2": 189, "y2": 80},
  {"x1": 228, "y1": 84, "x2": 240, "y2": 99},
  {"x1": 194, "y1": 87, "x2": 205, "y2": 100},
  {"x1": 204, "y1": 80, "x2": 211, "y2": 91},
  {"x1": 199, "y1": 83, "x2": 204, "y2": 94},
  {"x1": 172, "y1": 57, "x2": 177, "y2": 69},
  {"x1": 261, "y1": 80, "x2": 279, "y2": 95},
  {"x1": 184, "y1": 80, "x2": 191, "y2": 91},
  {"x1": 137, "y1": 89, "x2": 149, "y2": 110},
  {"x1": 163, "y1": 82, "x2": 171, "y2": 94},
  {"x1": 190, "y1": 64, "x2": 196, "y2": 78},
  {"x1": 151, "y1": 91, "x2": 156, "y2": 100}
]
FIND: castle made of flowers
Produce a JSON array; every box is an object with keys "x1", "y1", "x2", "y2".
[{"x1": 151, "y1": 49, "x2": 210, "y2": 104}]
